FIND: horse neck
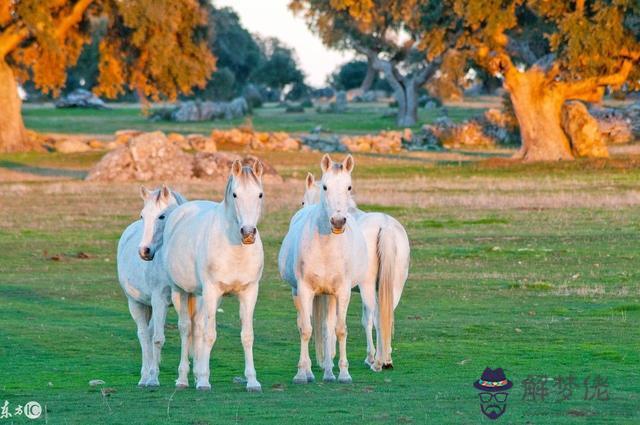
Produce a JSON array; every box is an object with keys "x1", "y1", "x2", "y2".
[{"x1": 314, "y1": 196, "x2": 332, "y2": 233}]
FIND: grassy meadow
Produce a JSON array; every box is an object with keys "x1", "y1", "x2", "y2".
[
  {"x1": 1, "y1": 106, "x2": 639, "y2": 423},
  {"x1": 21, "y1": 100, "x2": 490, "y2": 136}
]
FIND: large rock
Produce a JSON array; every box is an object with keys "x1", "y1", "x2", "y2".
[
  {"x1": 300, "y1": 134, "x2": 347, "y2": 152},
  {"x1": 226, "y1": 97, "x2": 249, "y2": 119},
  {"x1": 86, "y1": 132, "x2": 194, "y2": 181},
  {"x1": 589, "y1": 106, "x2": 634, "y2": 144},
  {"x1": 55, "y1": 138, "x2": 92, "y2": 153},
  {"x1": 55, "y1": 89, "x2": 107, "y2": 109},
  {"x1": 439, "y1": 121, "x2": 495, "y2": 149},
  {"x1": 86, "y1": 131, "x2": 281, "y2": 182},
  {"x1": 166, "y1": 97, "x2": 249, "y2": 122},
  {"x1": 562, "y1": 101, "x2": 609, "y2": 158},
  {"x1": 193, "y1": 152, "x2": 282, "y2": 183}
]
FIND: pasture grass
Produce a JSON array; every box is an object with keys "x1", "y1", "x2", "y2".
[
  {"x1": 22, "y1": 102, "x2": 483, "y2": 136},
  {"x1": 0, "y1": 153, "x2": 639, "y2": 424}
]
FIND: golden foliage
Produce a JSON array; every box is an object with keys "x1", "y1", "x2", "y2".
[{"x1": 1, "y1": 0, "x2": 216, "y2": 100}]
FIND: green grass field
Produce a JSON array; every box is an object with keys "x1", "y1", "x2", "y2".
[
  {"x1": 1, "y1": 149, "x2": 639, "y2": 424},
  {"x1": 21, "y1": 102, "x2": 486, "y2": 136}
]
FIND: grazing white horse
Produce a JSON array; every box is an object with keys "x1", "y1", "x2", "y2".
[
  {"x1": 302, "y1": 171, "x2": 410, "y2": 371},
  {"x1": 163, "y1": 160, "x2": 265, "y2": 392},
  {"x1": 279, "y1": 154, "x2": 368, "y2": 384},
  {"x1": 117, "y1": 185, "x2": 187, "y2": 387}
]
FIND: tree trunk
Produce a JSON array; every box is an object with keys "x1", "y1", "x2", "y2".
[
  {"x1": 505, "y1": 69, "x2": 573, "y2": 161},
  {"x1": 0, "y1": 59, "x2": 27, "y2": 152},
  {"x1": 359, "y1": 57, "x2": 375, "y2": 93},
  {"x1": 396, "y1": 81, "x2": 419, "y2": 127}
]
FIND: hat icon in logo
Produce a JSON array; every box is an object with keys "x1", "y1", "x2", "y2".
[{"x1": 474, "y1": 367, "x2": 513, "y2": 420}]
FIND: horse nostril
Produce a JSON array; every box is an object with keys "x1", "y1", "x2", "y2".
[
  {"x1": 143, "y1": 247, "x2": 151, "y2": 255},
  {"x1": 240, "y1": 226, "x2": 257, "y2": 237},
  {"x1": 330, "y1": 217, "x2": 346, "y2": 228}
]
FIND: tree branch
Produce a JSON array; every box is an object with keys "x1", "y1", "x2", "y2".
[
  {"x1": 0, "y1": 0, "x2": 94, "y2": 60},
  {"x1": 560, "y1": 60, "x2": 634, "y2": 100},
  {"x1": 0, "y1": 25, "x2": 29, "y2": 59},
  {"x1": 55, "y1": 0, "x2": 94, "y2": 38}
]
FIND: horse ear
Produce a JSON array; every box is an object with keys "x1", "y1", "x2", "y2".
[
  {"x1": 320, "y1": 154, "x2": 332, "y2": 173},
  {"x1": 253, "y1": 160, "x2": 264, "y2": 178},
  {"x1": 231, "y1": 160, "x2": 242, "y2": 177},
  {"x1": 305, "y1": 172, "x2": 315, "y2": 189},
  {"x1": 160, "y1": 184, "x2": 171, "y2": 201},
  {"x1": 343, "y1": 154, "x2": 354, "y2": 173},
  {"x1": 140, "y1": 186, "x2": 150, "y2": 200}
]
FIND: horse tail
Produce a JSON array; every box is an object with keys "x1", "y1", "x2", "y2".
[
  {"x1": 187, "y1": 294, "x2": 197, "y2": 358},
  {"x1": 377, "y1": 224, "x2": 398, "y2": 367},
  {"x1": 313, "y1": 294, "x2": 327, "y2": 367}
]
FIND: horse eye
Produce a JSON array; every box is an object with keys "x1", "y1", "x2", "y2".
[
  {"x1": 323, "y1": 185, "x2": 327, "y2": 191},
  {"x1": 259, "y1": 193, "x2": 263, "y2": 199},
  {"x1": 158, "y1": 214, "x2": 165, "y2": 220},
  {"x1": 140, "y1": 215, "x2": 143, "y2": 219},
  {"x1": 233, "y1": 193, "x2": 237, "y2": 198},
  {"x1": 348, "y1": 186, "x2": 352, "y2": 191},
  {"x1": 302, "y1": 201, "x2": 305, "y2": 206}
]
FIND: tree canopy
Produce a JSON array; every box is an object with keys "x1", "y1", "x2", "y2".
[{"x1": 292, "y1": 0, "x2": 640, "y2": 159}]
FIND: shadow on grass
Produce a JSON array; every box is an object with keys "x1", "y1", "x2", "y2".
[{"x1": 0, "y1": 160, "x2": 87, "y2": 179}]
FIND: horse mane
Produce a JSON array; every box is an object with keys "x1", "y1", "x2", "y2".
[{"x1": 224, "y1": 165, "x2": 261, "y2": 203}]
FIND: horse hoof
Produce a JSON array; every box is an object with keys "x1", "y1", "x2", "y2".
[
  {"x1": 137, "y1": 383, "x2": 147, "y2": 388},
  {"x1": 382, "y1": 363, "x2": 394, "y2": 370},
  {"x1": 246, "y1": 384, "x2": 262, "y2": 393},
  {"x1": 196, "y1": 384, "x2": 211, "y2": 391},
  {"x1": 323, "y1": 375, "x2": 336, "y2": 383},
  {"x1": 338, "y1": 376, "x2": 353, "y2": 384},
  {"x1": 293, "y1": 376, "x2": 309, "y2": 384},
  {"x1": 175, "y1": 383, "x2": 188, "y2": 390}
]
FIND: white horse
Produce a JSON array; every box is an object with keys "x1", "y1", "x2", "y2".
[
  {"x1": 279, "y1": 154, "x2": 368, "y2": 384},
  {"x1": 117, "y1": 185, "x2": 188, "y2": 387},
  {"x1": 162, "y1": 160, "x2": 265, "y2": 391},
  {"x1": 302, "y1": 171, "x2": 410, "y2": 371}
]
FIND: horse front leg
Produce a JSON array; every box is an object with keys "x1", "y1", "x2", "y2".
[
  {"x1": 293, "y1": 285, "x2": 315, "y2": 384},
  {"x1": 336, "y1": 285, "x2": 352, "y2": 384},
  {"x1": 171, "y1": 289, "x2": 191, "y2": 388},
  {"x1": 238, "y1": 283, "x2": 261, "y2": 392},
  {"x1": 322, "y1": 294, "x2": 337, "y2": 382},
  {"x1": 194, "y1": 284, "x2": 222, "y2": 390},
  {"x1": 147, "y1": 289, "x2": 170, "y2": 387},
  {"x1": 127, "y1": 298, "x2": 152, "y2": 387}
]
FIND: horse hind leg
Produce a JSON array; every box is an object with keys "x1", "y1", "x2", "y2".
[
  {"x1": 172, "y1": 290, "x2": 191, "y2": 389},
  {"x1": 359, "y1": 280, "x2": 377, "y2": 369},
  {"x1": 127, "y1": 298, "x2": 152, "y2": 387}
]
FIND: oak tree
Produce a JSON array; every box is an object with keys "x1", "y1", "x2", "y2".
[
  {"x1": 0, "y1": 0, "x2": 215, "y2": 151},
  {"x1": 290, "y1": 0, "x2": 443, "y2": 127}
]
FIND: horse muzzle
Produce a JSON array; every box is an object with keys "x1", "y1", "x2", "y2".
[
  {"x1": 330, "y1": 216, "x2": 346, "y2": 234},
  {"x1": 138, "y1": 246, "x2": 154, "y2": 261},
  {"x1": 240, "y1": 226, "x2": 257, "y2": 245}
]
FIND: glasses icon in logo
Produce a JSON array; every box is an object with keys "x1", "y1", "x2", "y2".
[{"x1": 479, "y1": 392, "x2": 509, "y2": 403}]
